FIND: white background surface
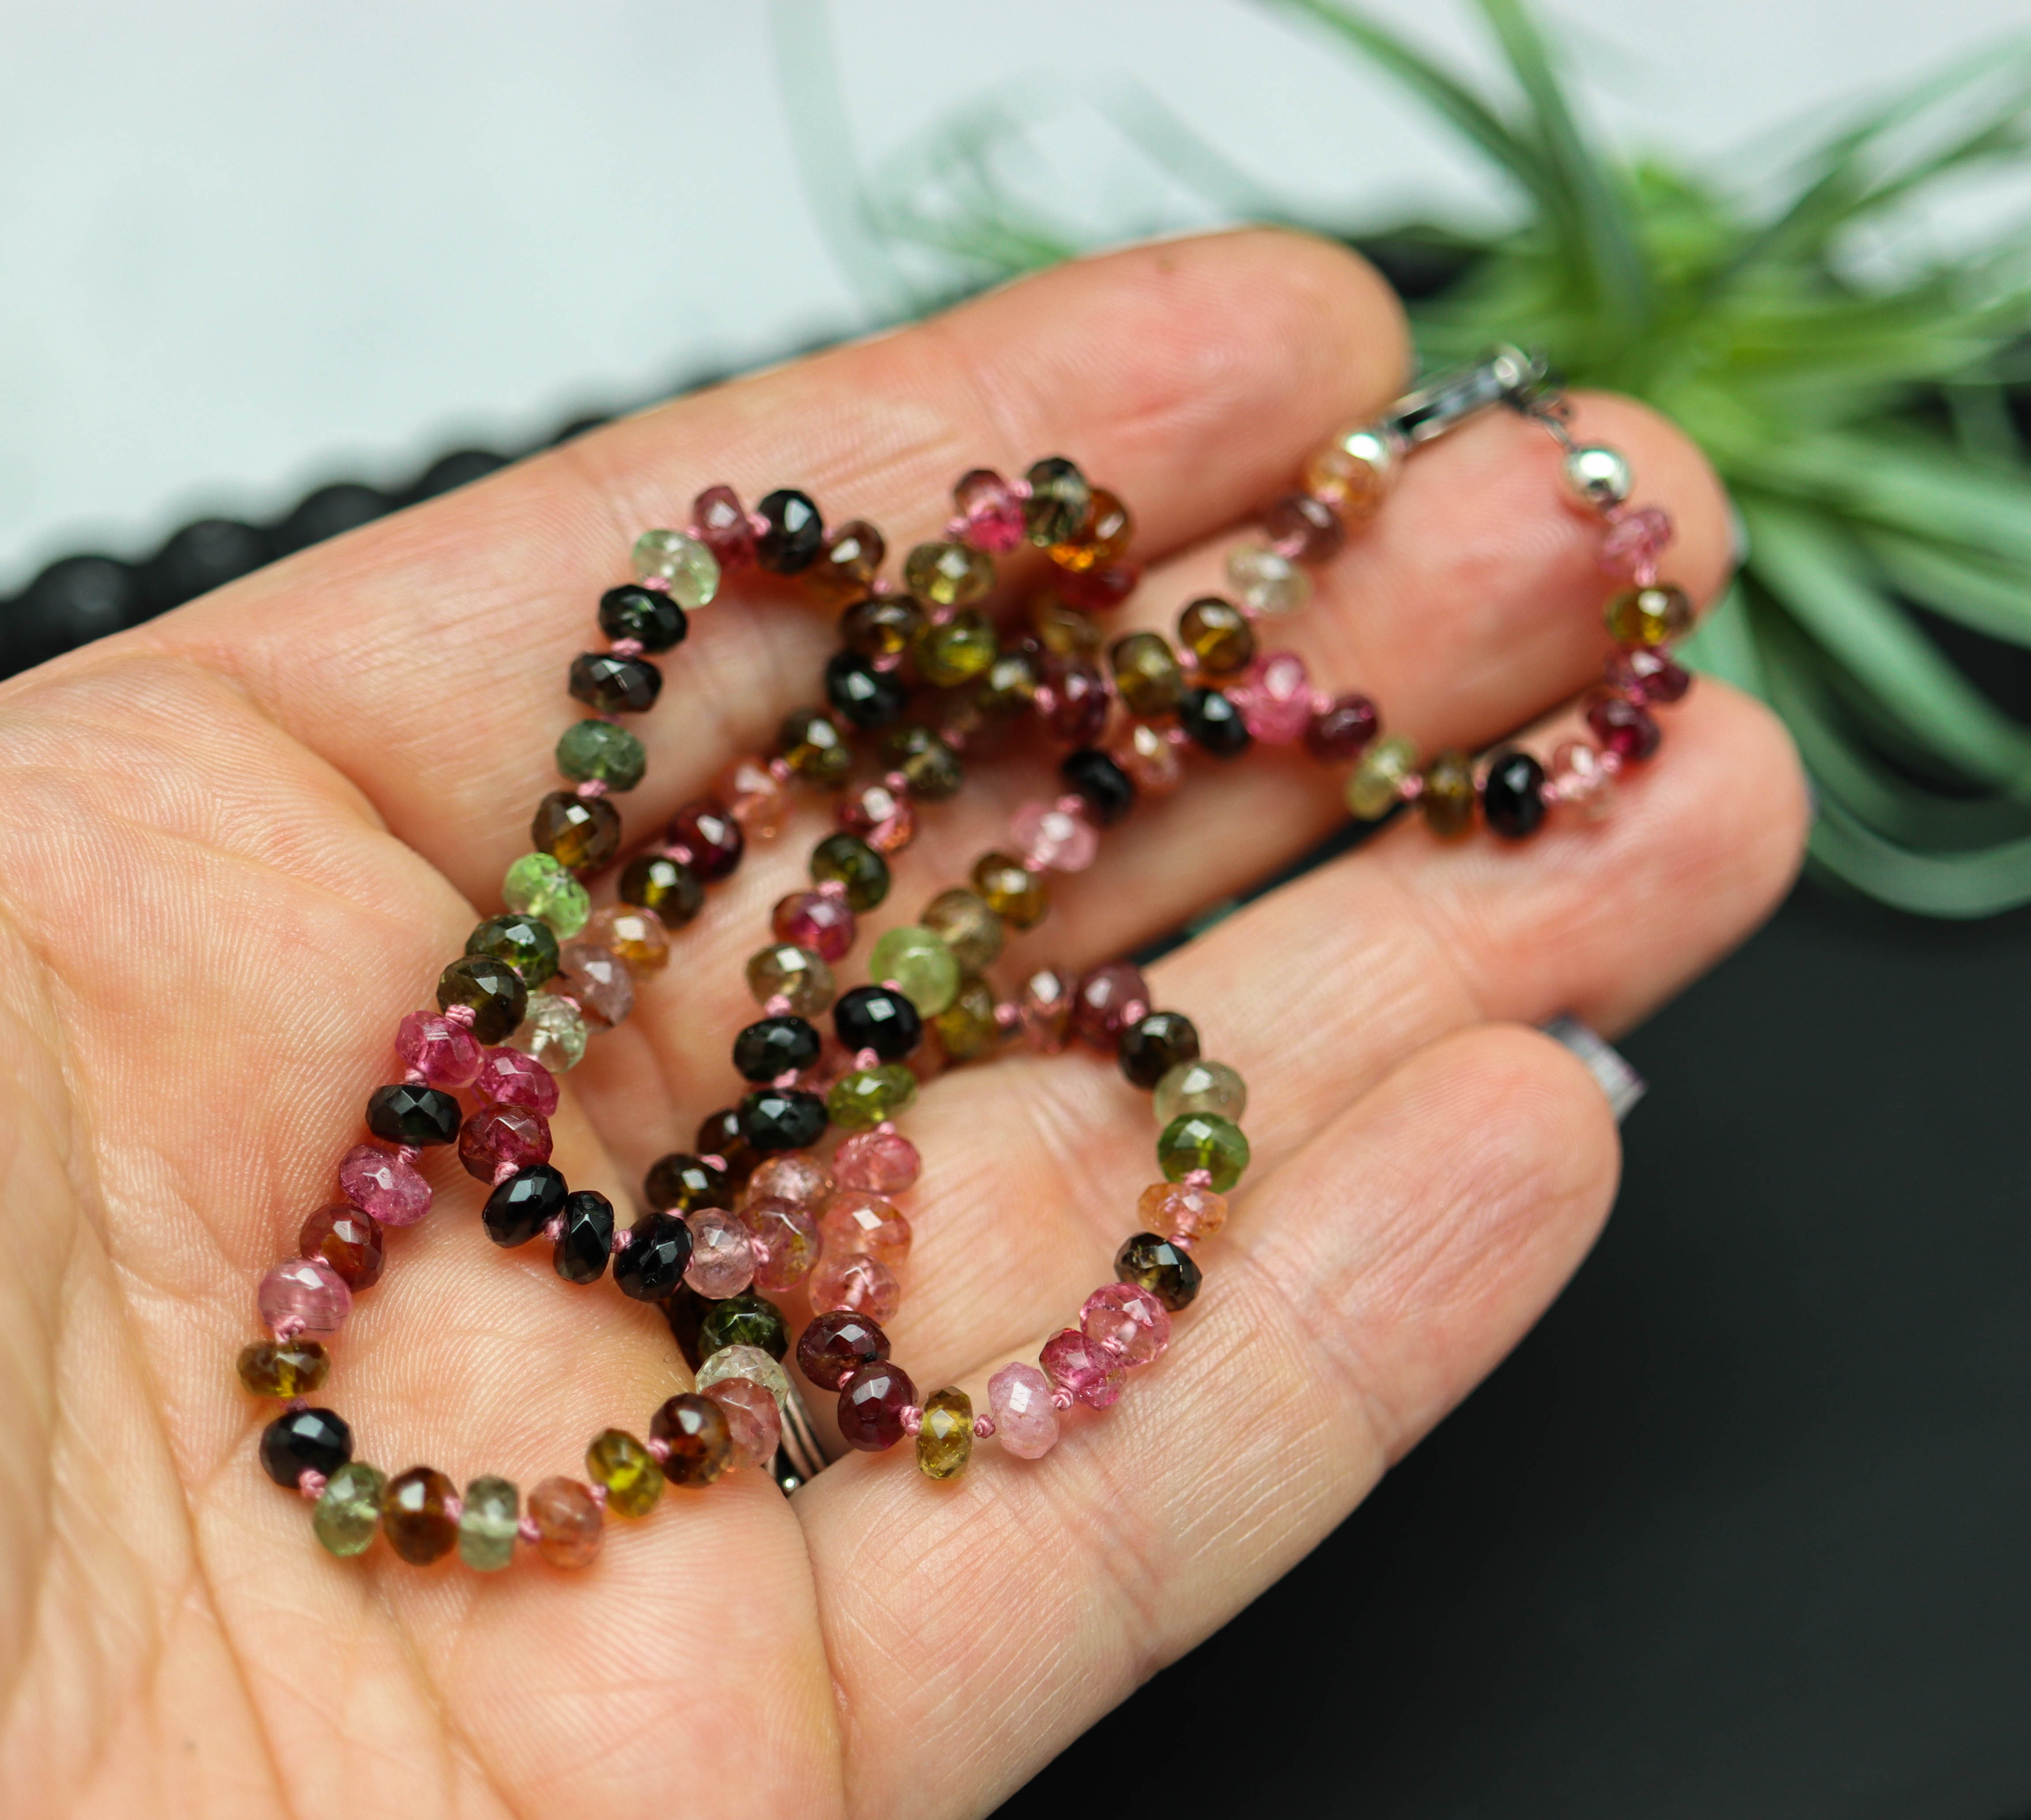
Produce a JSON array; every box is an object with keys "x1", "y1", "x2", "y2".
[{"x1": 0, "y1": 0, "x2": 2023, "y2": 590}]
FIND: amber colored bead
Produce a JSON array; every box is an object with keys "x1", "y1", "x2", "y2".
[
  {"x1": 917, "y1": 1386, "x2": 974, "y2": 1479},
  {"x1": 1048, "y1": 487, "x2": 1132, "y2": 572},
  {"x1": 1023, "y1": 456, "x2": 1092, "y2": 546},
  {"x1": 1421, "y1": 750, "x2": 1478, "y2": 838},
  {"x1": 840, "y1": 593, "x2": 922, "y2": 660},
  {"x1": 1178, "y1": 596, "x2": 1255, "y2": 675},
  {"x1": 881, "y1": 723, "x2": 964, "y2": 801},
  {"x1": 531, "y1": 790, "x2": 621, "y2": 875},
  {"x1": 1119, "y1": 1011, "x2": 1201, "y2": 1090},
  {"x1": 436, "y1": 955, "x2": 526, "y2": 1045},
  {"x1": 528, "y1": 1476, "x2": 603, "y2": 1569},
  {"x1": 696, "y1": 1107, "x2": 759, "y2": 1188},
  {"x1": 805, "y1": 519, "x2": 886, "y2": 604},
  {"x1": 972, "y1": 851, "x2": 1048, "y2": 930},
  {"x1": 651, "y1": 1393, "x2": 733, "y2": 1488},
  {"x1": 755, "y1": 488, "x2": 824, "y2": 573},
  {"x1": 1030, "y1": 594, "x2": 1102, "y2": 659},
  {"x1": 973, "y1": 645, "x2": 1043, "y2": 719},
  {"x1": 1604, "y1": 582, "x2": 1693, "y2": 649},
  {"x1": 903, "y1": 540, "x2": 995, "y2": 608},
  {"x1": 1303, "y1": 426, "x2": 1398, "y2": 520},
  {"x1": 1115, "y1": 1230, "x2": 1204, "y2": 1312},
  {"x1": 644, "y1": 1151, "x2": 732, "y2": 1213},
  {"x1": 586, "y1": 1428, "x2": 663, "y2": 1516},
  {"x1": 810, "y1": 832, "x2": 890, "y2": 911},
  {"x1": 237, "y1": 1336, "x2": 329, "y2": 1398},
  {"x1": 1109, "y1": 630, "x2": 1184, "y2": 717},
  {"x1": 778, "y1": 707, "x2": 852, "y2": 788},
  {"x1": 913, "y1": 609, "x2": 997, "y2": 687},
  {"x1": 921, "y1": 887, "x2": 1003, "y2": 975},
  {"x1": 299, "y1": 1204, "x2": 384, "y2": 1290},
  {"x1": 934, "y1": 977, "x2": 1002, "y2": 1063},
  {"x1": 380, "y1": 1465, "x2": 459, "y2": 1565},
  {"x1": 620, "y1": 852, "x2": 704, "y2": 928}
]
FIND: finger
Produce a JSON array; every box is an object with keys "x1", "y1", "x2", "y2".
[{"x1": 800, "y1": 1023, "x2": 1620, "y2": 1814}]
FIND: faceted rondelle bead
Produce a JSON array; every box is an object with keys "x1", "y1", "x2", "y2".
[
  {"x1": 1011, "y1": 798, "x2": 1099, "y2": 873},
  {"x1": 825, "y1": 649, "x2": 908, "y2": 729},
  {"x1": 1235, "y1": 651, "x2": 1315, "y2": 746},
  {"x1": 555, "y1": 718, "x2": 647, "y2": 793},
  {"x1": 955, "y1": 467, "x2": 1026, "y2": 552},
  {"x1": 1071, "y1": 962, "x2": 1149, "y2": 1053},
  {"x1": 827, "y1": 1064, "x2": 917, "y2": 1132},
  {"x1": 1060, "y1": 748, "x2": 1136, "y2": 827},
  {"x1": 1036, "y1": 656, "x2": 1109, "y2": 747},
  {"x1": 506, "y1": 995, "x2": 588, "y2": 1072},
  {"x1": 367, "y1": 1080, "x2": 463, "y2": 1146},
  {"x1": 838, "y1": 779, "x2": 915, "y2": 857},
  {"x1": 1040, "y1": 1327, "x2": 1127, "y2": 1408},
  {"x1": 587, "y1": 903, "x2": 669, "y2": 976},
  {"x1": 1152, "y1": 1059, "x2": 1247, "y2": 1127},
  {"x1": 528, "y1": 1476, "x2": 603, "y2": 1569},
  {"x1": 586, "y1": 1428, "x2": 664, "y2": 1517},
  {"x1": 1306, "y1": 692, "x2": 1380, "y2": 763},
  {"x1": 1227, "y1": 541, "x2": 1311, "y2": 616},
  {"x1": 259, "y1": 1406, "x2": 352, "y2": 1487},
  {"x1": 809, "y1": 832, "x2": 890, "y2": 911},
  {"x1": 299, "y1": 1204, "x2": 384, "y2": 1291},
  {"x1": 1604, "y1": 582, "x2": 1693, "y2": 648},
  {"x1": 313, "y1": 1461, "x2": 386, "y2": 1558},
  {"x1": 621, "y1": 854, "x2": 705, "y2": 933},
  {"x1": 1048, "y1": 487, "x2": 1132, "y2": 572},
  {"x1": 778, "y1": 707, "x2": 853, "y2": 789},
  {"x1": 773, "y1": 889, "x2": 855, "y2": 963},
  {"x1": 912, "y1": 608, "x2": 998, "y2": 688},
  {"x1": 473, "y1": 1045, "x2": 560, "y2": 1113},
  {"x1": 1482, "y1": 749, "x2": 1548, "y2": 840},
  {"x1": 808, "y1": 1250, "x2": 901, "y2": 1323},
  {"x1": 696, "y1": 1107, "x2": 760, "y2": 1189},
  {"x1": 1018, "y1": 966, "x2": 1074, "y2": 1052},
  {"x1": 466, "y1": 912, "x2": 560, "y2": 988},
  {"x1": 1023, "y1": 456, "x2": 1092, "y2": 545},
  {"x1": 396, "y1": 1012, "x2": 483, "y2": 1089},
  {"x1": 705, "y1": 1377, "x2": 783, "y2": 1470},
  {"x1": 934, "y1": 977, "x2": 1002, "y2": 1062},
  {"x1": 819, "y1": 1190, "x2": 911, "y2": 1267},
  {"x1": 1584, "y1": 691, "x2": 1662, "y2": 762},
  {"x1": 868, "y1": 925, "x2": 960, "y2": 1017},
  {"x1": 1082, "y1": 1283, "x2": 1172, "y2": 1367},
  {"x1": 697, "y1": 1291, "x2": 790, "y2": 1361},
  {"x1": 693, "y1": 484, "x2": 756, "y2": 570},
  {"x1": 1607, "y1": 645, "x2": 1691, "y2": 706},
  {"x1": 340, "y1": 1143, "x2": 431, "y2": 1227},
  {"x1": 651, "y1": 1393, "x2": 733, "y2": 1488},
  {"x1": 696, "y1": 1342, "x2": 795, "y2": 1411},
  {"x1": 797, "y1": 1309, "x2": 891, "y2": 1390},
  {"x1": 598, "y1": 580, "x2": 690, "y2": 651},
  {"x1": 484, "y1": 1164, "x2": 567, "y2": 1247},
  {"x1": 1116, "y1": 1231, "x2": 1204, "y2": 1312},
  {"x1": 833, "y1": 1128, "x2": 922, "y2": 1195},
  {"x1": 556, "y1": 939, "x2": 635, "y2": 1028},
  {"x1": 917, "y1": 1386, "x2": 974, "y2": 1480},
  {"x1": 1119, "y1": 1010, "x2": 1201, "y2": 1090},
  {"x1": 974, "y1": 646, "x2": 1043, "y2": 721},
  {"x1": 259, "y1": 1256, "x2": 352, "y2": 1336},
  {"x1": 237, "y1": 1336, "x2": 330, "y2": 1398},
  {"x1": 1303, "y1": 425, "x2": 1398, "y2": 519},
  {"x1": 1157, "y1": 1112, "x2": 1251, "y2": 1192},
  {"x1": 552, "y1": 1190, "x2": 616, "y2": 1285},
  {"x1": 459, "y1": 1103, "x2": 552, "y2": 1184},
  {"x1": 1138, "y1": 1180, "x2": 1228, "y2": 1243},
  {"x1": 1264, "y1": 490, "x2": 1345, "y2": 563},
  {"x1": 972, "y1": 851, "x2": 1049, "y2": 930},
  {"x1": 755, "y1": 488, "x2": 825, "y2": 573},
  {"x1": 734, "y1": 1014, "x2": 823, "y2": 1082},
  {"x1": 742, "y1": 1196, "x2": 822, "y2": 1291},
  {"x1": 1051, "y1": 554, "x2": 1141, "y2": 613},
  {"x1": 1178, "y1": 596, "x2": 1255, "y2": 674},
  {"x1": 838, "y1": 1359, "x2": 918, "y2": 1451},
  {"x1": 881, "y1": 723, "x2": 964, "y2": 800},
  {"x1": 834, "y1": 984, "x2": 923, "y2": 1062},
  {"x1": 567, "y1": 651, "x2": 661, "y2": 716},
  {"x1": 503, "y1": 851, "x2": 592, "y2": 939},
  {"x1": 1550, "y1": 740, "x2": 1615, "y2": 819},
  {"x1": 919, "y1": 888, "x2": 1001, "y2": 976},
  {"x1": 668, "y1": 799, "x2": 744, "y2": 883},
  {"x1": 458, "y1": 1476, "x2": 520, "y2": 1572},
  {"x1": 903, "y1": 539, "x2": 995, "y2": 608},
  {"x1": 746, "y1": 942, "x2": 836, "y2": 1017},
  {"x1": 685, "y1": 1208, "x2": 756, "y2": 1298},
  {"x1": 740, "y1": 1086, "x2": 829, "y2": 1153},
  {"x1": 645, "y1": 1151, "x2": 733, "y2": 1214},
  {"x1": 807, "y1": 519, "x2": 887, "y2": 604},
  {"x1": 1179, "y1": 685, "x2": 1252, "y2": 758},
  {"x1": 745, "y1": 1152, "x2": 833, "y2": 1209},
  {"x1": 1112, "y1": 721, "x2": 1184, "y2": 797},
  {"x1": 532, "y1": 791, "x2": 622, "y2": 876},
  {"x1": 1346, "y1": 735, "x2": 1417, "y2": 819},
  {"x1": 626, "y1": 532, "x2": 718, "y2": 611},
  {"x1": 715, "y1": 753, "x2": 791, "y2": 841},
  {"x1": 614, "y1": 1211, "x2": 696, "y2": 1300},
  {"x1": 987, "y1": 1362, "x2": 1059, "y2": 1460},
  {"x1": 380, "y1": 1466, "x2": 459, "y2": 1566},
  {"x1": 1420, "y1": 750, "x2": 1479, "y2": 839}
]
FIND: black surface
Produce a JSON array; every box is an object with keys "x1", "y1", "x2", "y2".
[{"x1": 998, "y1": 881, "x2": 2031, "y2": 1820}]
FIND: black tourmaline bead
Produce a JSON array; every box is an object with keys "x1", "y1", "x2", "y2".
[
  {"x1": 824, "y1": 650, "x2": 908, "y2": 729},
  {"x1": 644, "y1": 1151, "x2": 733, "y2": 1213},
  {"x1": 435, "y1": 954, "x2": 527, "y2": 1044},
  {"x1": 366, "y1": 1082, "x2": 461, "y2": 1147},
  {"x1": 483, "y1": 1165, "x2": 567, "y2": 1247},
  {"x1": 1060, "y1": 748, "x2": 1137, "y2": 826},
  {"x1": 553, "y1": 1190, "x2": 616, "y2": 1284},
  {"x1": 259, "y1": 1406, "x2": 352, "y2": 1487},
  {"x1": 734, "y1": 1015, "x2": 823, "y2": 1083},
  {"x1": 597, "y1": 583, "x2": 688, "y2": 652},
  {"x1": 740, "y1": 1087, "x2": 829, "y2": 1154},
  {"x1": 1119, "y1": 1011, "x2": 1202, "y2": 1090},
  {"x1": 568, "y1": 650, "x2": 662, "y2": 715},
  {"x1": 1178, "y1": 686, "x2": 1252, "y2": 759},
  {"x1": 1482, "y1": 748, "x2": 1548, "y2": 841},
  {"x1": 614, "y1": 1211, "x2": 694, "y2": 1301},
  {"x1": 1115, "y1": 1231, "x2": 1203, "y2": 1311},
  {"x1": 620, "y1": 852, "x2": 705, "y2": 927},
  {"x1": 755, "y1": 489, "x2": 825, "y2": 574},
  {"x1": 695, "y1": 1107, "x2": 759, "y2": 1188},
  {"x1": 834, "y1": 985, "x2": 922, "y2": 1062},
  {"x1": 699, "y1": 1292, "x2": 790, "y2": 1361}
]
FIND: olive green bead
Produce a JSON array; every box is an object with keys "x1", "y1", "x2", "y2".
[
  {"x1": 458, "y1": 1475, "x2": 520, "y2": 1573},
  {"x1": 237, "y1": 1337, "x2": 329, "y2": 1398},
  {"x1": 313, "y1": 1461, "x2": 386, "y2": 1559},
  {"x1": 465, "y1": 913, "x2": 560, "y2": 988},
  {"x1": 880, "y1": 724, "x2": 963, "y2": 801},
  {"x1": 745, "y1": 942, "x2": 836, "y2": 1016},
  {"x1": 903, "y1": 540, "x2": 995, "y2": 609},
  {"x1": 971, "y1": 851, "x2": 1048, "y2": 931},
  {"x1": 1420, "y1": 750, "x2": 1477, "y2": 839},
  {"x1": 586, "y1": 1429, "x2": 662, "y2": 1517},
  {"x1": 1604, "y1": 583, "x2": 1692, "y2": 649},
  {"x1": 1023, "y1": 456, "x2": 1092, "y2": 546},
  {"x1": 778, "y1": 707, "x2": 853, "y2": 788},
  {"x1": 933, "y1": 977, "x2": 1002, "y2": 1063},
  {"x1": 620, "y1": 852, "x2": 704, "y2": 928},
  {"x1": 1177, "y1": 597, "x2": 1255, "y2": 676},
  {"x1": 913, "y1": 609, "x2": 997, "y2": 687},
  {"x1": 698, "y1": 1292, "x2": 790, "y2": 1362},
  {"x1": 1109, "y1": 631, "x2": 1184, "y2": 717},
  {"x1": 810, "y1": 833, "x2": 890, "y2": 911},
  {"x1": 437, "y1": 954, "x2": 527, "y2": 1044},
  {"x1": 1346, "y1": 736, "x2": 1417, "y2": 819},
  {"x1": 917, "y1": 1386, "x2": 974, "y2": 1480},
  {"x1": 502, "y1": 851, "x2": 590, "y2": 939},
  {"x1": 921, "y1": 887, "x2": 1002, "y2": 976},
  {"x1": 554, "y1": 719, "x2": 646, "y2": 792},
  {"x1": 869, "y1": 925, "x2": 960, "y2": 1017},
  {"x1": 828, "y1": 1063, "x2": 918, "y2": 1131},
  {"x1": 974, "y1": 646, "x2": 1042, "y2": 719},
  {"x1": 840, "y1": 594, "x2": 923, "y2": 660},
  {"x1": 1157, "y1": 1112, "x2": 1251, "y2": 1192}
]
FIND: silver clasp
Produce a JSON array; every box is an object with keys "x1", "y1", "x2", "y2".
[{"x1": 1380, "y1": 345, "x2": 1553, "y2": 450}]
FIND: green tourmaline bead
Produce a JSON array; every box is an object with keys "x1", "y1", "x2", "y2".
[
  {"x1": 620, "y1": 852, "x2": 704, "y2": 928},
  {"x1": 745, "y1": 942, "x2": 836, "y2": 1016},
  {"x1": 1420, "y1": 749, "x2": 1477, "y2": 838},
  {"x1": 1157, "y1": 1112, "x2": 1251, "y2": 1192},
  {"x1": 465, "y1": 913, "x2": 560, "y2": 988},
  {"x1": 555, "y1": 719, "x2": 646, "y2": 792},
  {"x1": 1023, "y1": 456, "x2": 1092, "y2": 546},
  {"x1": 313, "y1": 1461, "x2": 386, "y2": 1559},
  {"x1": 879, "y1": 724, "x2": 963, "y2": 801},
  {"x1": 1153, "y1": 1059, "x2": 1248, "y2": 1128},
  {"x1": 778, "y1": 708, "x2": 853, "y2": 789},
  {"x1": 933, "y1": 977, "x2": 1002, "y2": 1063},
  {"x1": 237, "y1": 1337, "x2": 329, "y2": 1398},
  {"x1": 868, "y1": 925, "x2": 960, "y2": 1016},
  {"x1": 698, "y1": 1292, "x2": 790, "y2": 1362},
  {"x1": 913, "y1": 609, "x2": 997, "y2": 688},
  {"x1": 586, "y1": 1429, "x2": 662, "y2": 1517},
  {"x1": 974, "y1": 646, "x2": 1042, "y2": 720},
  {"x1": 458, "y1": 1475, "x2": 520, "y2": 1573},
  {"x1": 810, "y1": 832, "x2": 890, "y2": 911},
  {"x1": 917, "y1": 1386, "x2": 974, "y2": 1480},
  {"x1": 1109, "y1": 630, "x2": 1184, "y2": 717},
  {"x1": 502, "y1": 851, "x2": 590, "y2": 939},
  {"x1": 902, "y1": 540, "x2": 995, "y2": 608},
  {"x1": 1346, "y1": 736, "x2": 1417, "y2": 820},
  {"x1": 921, "y1": 887, "x2": 1002, "y2": 976},
  {"x1": 631, "y1": 528, "x2": 720, "y2": 608},
  {"x1": 828, "y1": 1063, "x2": 918, "y2": 1131}
]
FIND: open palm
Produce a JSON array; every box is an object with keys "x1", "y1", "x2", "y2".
[{"x1": 0, "y1": 231, "x2": 1804, "y2": 1819}]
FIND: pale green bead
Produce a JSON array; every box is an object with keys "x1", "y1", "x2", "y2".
[
  {"x1": 696, "y1": 1343, "x2": 793, "y2": 1412},
  {"x1": 1346, "y1": 736, "x2": 1418, "y2": 820},
  {"x1": 868, "y1": 925, "x2": 959, "y2": 1017},
  {"x1": 503, "y1": 851, "x2": 591, "y2": 939},
  {"x1": 1153, "y1": 1059, "x2": 1248, "y2": 1128},
  {"x1": 631, "y1": 528, "x2": 720, "y2": 609},
  {"x1": 1226, "y1": 542, "x2": 1310, "y2": 617},
  {"x1": 458, "y1": 1475, "x2": 520, "y2": 1573},
  {"x1": 508, "y1": 993, "x2": 588, "y2": 1071},
  {"x1": 313, "y1": 1461, "x2": 386, "y2": 1558}
]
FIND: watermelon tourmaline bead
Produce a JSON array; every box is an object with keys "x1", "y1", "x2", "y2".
[
  {"x1": 838, "y1": 1359, "x2": 917, "y2": 1452},
  {"x1": 987, "y1": 1362, "x2": 1059, "y2": 1460},
  {"x1": 703, "y1": 1376, "x2": 782, "y2": 1471},
  {"x1": 1040, "y1": 1328, "x2": 1127, "y2": 1409},
  {"x1": 340, "y1": 1142, "x2": 431, "y2": 1226}
]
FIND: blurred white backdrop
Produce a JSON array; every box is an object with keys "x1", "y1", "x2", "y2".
[{"x1": 0, "y1": 0, "x2": 2021, "y2": 588}]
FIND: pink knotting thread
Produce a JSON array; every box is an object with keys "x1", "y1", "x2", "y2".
[
  {"x1": 766, "y1": 755, "x2": 794, "y2": 785},
  {"x1": 972, "y1": 1415, "x2": 997, "y2": 1439},
  {"x1": 813, "y1": 877, "x2": 848, "y2": 901},
  {"x1": 637, "y1": 575, "x2": 671, "y2": 593},
  {"x1": 296, "y1": 1469, "x2": 327, "y2": 1501},
  {"x1": 403, "y1": 1067, "x2": 427, "y2": 1087},
  {"x1": 699, "y1": 1153, "x2": 727, "y2": 1171},
  {"x1": 772, "y1": 1069, "x2": 802, "y2": 1090},
  {"x1": 492, "y1": 1159, "x2": 520, "y2": 1185},
  {"x1": 587, "y1": 1482, "x2": 609, "y2": 1507},
  {"x1": 853, "y1": 1048, "x2": 879, "y2": 1072},
  {"x1": 574, "y1": 778, "x2": 609, "y2": 799},
  {"x1": 517, "y1": 1516, "x2": 541, "y2": 1544},
  {"x1": 608, "y1": 636, "x2": 645, "y2": 658},
  {"x1": 900, "y1": 1406, "x2": 923, "y2": 1436},
  {"x1": 610, "y1": 1225, "x2": 635, "y2": 1252},
  {"x1": 441, "y1": 1003, "x2": 477, "y2": 1029},
  {"x1": 444, "y1": 1494, "x2": 464, "y2": 1523},
  {"x1": 646, "y1": 1437, "x2": 671, "y2": 1463},
  {"x1": 543, "y1": 1215, "x2": 566, "y2": 1243},
  {"x1": 287, "y1": 1396, "x2": 309, "y2": 1413},
  {"x1": 664, "y1": 840, "x2": 696, "y2": 866},
  {"x1": 397, "y1": 1146, "x2": 422, "y2": 1166},
  {"x1": 1182, "y1": 1169, "x2": 1214, "y2": 1190},
  {"x1": 992, "y1": 1000, "x2": 1020, "y2": 1032},
  {"x1": 763, "y1": 995, "x2": 793, "y2": 1018},
  {"x1": 1049, "y1": 1387, "x2": 1076, "y2": 1411}
]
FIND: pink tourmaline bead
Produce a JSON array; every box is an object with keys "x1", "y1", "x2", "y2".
[
  {"x1": 746, "y1": 1153, "x2": 834, "y2": 1209},
  {"x1": 340, "y1": 1143, "x2": 431, "y2": 1228},
  {"x1": 808, "y1": 1251, "x2": 900, "y2": 1322},
  {"x1": 715, "y1": 753, "x2": 790, "y2": 840},
  {"x1": 954, "y1": 468, "x2": 1025, "y2": 553},
  {"x1": 1550, "y1": 740, "x2": 1616, "y2": 820},
  {"x1": 1138, "y1": 1180, "x2": 1227, "y2": 1243},
  {"x1": 1040, "y1": 1328, "x2": 1127, "y2": 1408},
  {"x1": 1071, "y1": 961, "x2": 1148, "y2": 1053},
  {"x1": 703, "y1": 1377, "x2": 782, "y2": 1470},
  {"x1": 459, "y1": 1104, "x2": 552, "y2": 1183},
  {"x1": 833, "y1": 1128, "x2": 921, "y2": 1196},
  {"x1": 839, "y1": 780, "x2": 915, "y2": 854},
  {"x1": 819, "y1": 1190, "x2": 912, "y2": 1267},
  {"x1": 685, "y1": 1209, "x2": 755, "y2": 1298},
  {"x1": 396, "y1": 1012, "x2": 482, "y2": 1089},
  {"x1": 1606, "y1": 646, "x2": 1691, "y2": 706},
  {"x1": 1235, "y1": 651, "x2": 1314, "y2": 745},
  {"x1": 556, "y1": 940, "x2": 634, "y2": 1028},
  {"x1": 473, "y1": 1047, "x2": 560, "y2": 1115},
  {"x1": 988, "y1": 1362, "x2": 1060, "y2": 1458},
  {"x1": 1036, "y1": 659, "x2": 1109, "y2": 745},
  {"x1": 1011, "y1": 799, "x2": 1099, "y2": 873},
  {"x1": 772, "y1": 890, "x2": 856, "y2": 964},
  {"x1": 693, "y1": 483, "x2": 756, "y2": 570},
  {"x1": 1081, "y1": 1283, "x2": 1171, "y2": 1367},
  {"x1": 742, "y1": 1196, "x2": 823, "y2": 1291},
  {"x1": 1598, "y1": 506, "x2": 1672, "y2": 578},
  {"x1": 1584, "y1": 691, "x2": 1662, "y2": 762},
  {"x1": 1019, "y1": 967, "x2": 1075, "y2": 1054},
  {"x1": 258, "y1": 1256, "x2": 352, "y2": 1336}
]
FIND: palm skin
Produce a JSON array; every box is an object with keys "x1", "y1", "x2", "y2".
[{"x1": 0, "y1": 231, "x2": 1805, "y2": 1819}]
